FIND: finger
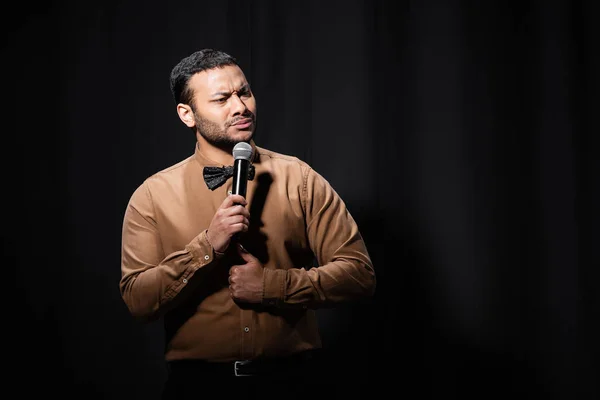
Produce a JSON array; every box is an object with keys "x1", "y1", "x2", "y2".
[
  {"x1": 222, "y1": 194, "x2": 247, "y2": 208},
  {"x1": 237, "y1": 206, "x2": 251, "y2": 219},
  {"x1": 230, "y1": 214, "x2": 250, "y2": 225},
  {"x1": 222, "y1": 205, "x2": 250, "y2": 219},
  {"x1": 224, "y1": 216, "x2": 249, "y2": 232}
]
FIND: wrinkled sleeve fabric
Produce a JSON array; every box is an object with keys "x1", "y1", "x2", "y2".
[
  {"x1": 262, "y1": 165, "x2": 376, "y2": 308},
  {"x1": 119, "y1": 181, "x2": 217, "y2": 321}
]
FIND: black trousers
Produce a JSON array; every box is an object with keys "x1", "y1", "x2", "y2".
[{"x1": 161, "y1": 350, "x2": 330, "y2": 400}]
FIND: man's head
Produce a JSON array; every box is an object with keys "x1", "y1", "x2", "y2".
[{"x1": 170, "y1": 49, "x2": 257, "y2": 147}]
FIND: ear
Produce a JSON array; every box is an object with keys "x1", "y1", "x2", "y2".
[{"x1": 176, "y1": 103, "x2": 196, "y2": 128}]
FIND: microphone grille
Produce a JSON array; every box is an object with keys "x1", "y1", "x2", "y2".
[{"x1": 232, "y1": 142, "x2": 253, "y2": 162}]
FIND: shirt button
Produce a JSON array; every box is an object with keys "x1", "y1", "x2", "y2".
[
  {"x1": 204, "y1": 255, "x2": 210, "y2": 260},
  {"x1": 182, "y1": 278, "x2": 188, "y2": 284},
  {"x1": 244, "y1": 327, "x2": 250, "y2": 333}
]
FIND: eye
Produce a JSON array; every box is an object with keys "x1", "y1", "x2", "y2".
[{"x1": 215, "y1": 97, "x2": 228, "y2": 103}]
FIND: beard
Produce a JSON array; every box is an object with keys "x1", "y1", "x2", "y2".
[{"x1": 193, "y1": 109, "x2": 256, "y2": 147}]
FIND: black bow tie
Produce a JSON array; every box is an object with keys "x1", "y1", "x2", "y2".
[{"x1": 203, "y1": 164, "x2": 255, "y2": 190}]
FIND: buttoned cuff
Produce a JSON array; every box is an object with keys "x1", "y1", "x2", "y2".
[
  {"x1": 262, "y1": 268, "x2": 287, "y2": 306},
  {"x1": 199, "y1": 229, "x2": 229, "y2": 260},
  {"x1": 163, "y1": 231, "x2": 216, "y2": 302},
  {"x1": 185, "y1": 230, "x2": 218, "y2": 267}
]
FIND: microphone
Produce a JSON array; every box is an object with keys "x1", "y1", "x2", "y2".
[
  {"x1": 231, "y1": 142, "x2": 253, "y2": 247},
  {"x1": 232, "y1": 142, "x2": 253, "y2": 198}
]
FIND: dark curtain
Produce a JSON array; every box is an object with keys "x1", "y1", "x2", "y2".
[{"x1": 4, "y1": 0, "x2": 597, "y2": 399}]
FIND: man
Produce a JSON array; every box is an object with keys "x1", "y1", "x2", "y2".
[{"x1": 119, "y1": 49, "x2": 376, "y2": 398}]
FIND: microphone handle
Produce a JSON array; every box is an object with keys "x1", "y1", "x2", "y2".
[
  {"x1": 232, "y1": 158, "x2": 249, "y2": 198},
  {"x1": 231, "y1": 158, "x2": 249, "y2": 246}
]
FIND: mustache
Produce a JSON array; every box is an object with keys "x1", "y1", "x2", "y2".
[{"x1": 227, "y1": 111, "x2": 255, "y2": 127}]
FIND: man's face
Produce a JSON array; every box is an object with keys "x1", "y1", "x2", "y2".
[{"x1": 187, "y1": 65, "x2": 257, "y2": 147}]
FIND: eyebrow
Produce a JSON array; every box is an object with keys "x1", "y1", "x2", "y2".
[{"x1": 211, "y1": 83, "x2": 250, "y2": 98}]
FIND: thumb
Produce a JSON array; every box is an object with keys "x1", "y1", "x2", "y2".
[{"x1": 237, "y1": 243, "x2": 255, "y2": 261}]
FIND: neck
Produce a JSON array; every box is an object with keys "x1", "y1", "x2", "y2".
[{"x1": 196, "y1": 134, "x2": 235, "y2": 165}]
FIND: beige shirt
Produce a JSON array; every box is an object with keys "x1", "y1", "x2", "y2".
[{"x1": 120, "y1": 140, "x2": 375, "y2": 362}]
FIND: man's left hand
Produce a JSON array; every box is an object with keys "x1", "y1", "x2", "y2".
[{"x1": 228, "y1": 244, "x2": 264, "y2": 303}]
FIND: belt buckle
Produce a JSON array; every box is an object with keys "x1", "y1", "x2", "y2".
[{"x1": 234, "y1": 360, "x2": 251, "y2": 377}]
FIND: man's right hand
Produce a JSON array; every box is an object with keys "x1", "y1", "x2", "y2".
[{"x1": 206, "y1": 194, "x2": 250, "y2": 253}]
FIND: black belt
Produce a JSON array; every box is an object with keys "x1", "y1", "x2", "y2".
[{"x1": 167, "y1": 350, "x2": 321, "y2": 377}]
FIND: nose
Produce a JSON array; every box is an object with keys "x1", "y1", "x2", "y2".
[{"x1": 230, "y1": 93, "x2": 247, "y2": 115}]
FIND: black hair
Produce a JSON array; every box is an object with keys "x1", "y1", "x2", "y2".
[{"x1": 169, "y1": 49, "x2": 239, "y2": 105}]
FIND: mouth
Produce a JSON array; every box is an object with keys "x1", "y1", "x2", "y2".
[{"x1": 230, "y1": 118, "x2": 254, "y2": 130}]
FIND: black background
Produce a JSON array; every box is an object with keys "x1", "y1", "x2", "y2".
[{"x1": 3, "y1": 1, "x2": 598, "y2": 399}]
